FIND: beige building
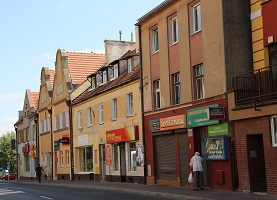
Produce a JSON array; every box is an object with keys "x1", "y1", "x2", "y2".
[
  {"x1": 37, "y1": 67, "x2": 55, "y2": 180},
  {"x1": 71, "y1": 44, "x2": 144, "y2": 183},
  {"x1": 14, "y1": 89, "x2": 39, "y2": 180}
]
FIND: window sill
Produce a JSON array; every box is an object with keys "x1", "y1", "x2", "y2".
[
  {"x1": 112, "y1": 118, "x2": 118, "y2": 121},
  {"x1": 190, "y1": 29, "x2": 202, "y2": 36},
  {"x1": 151, "y1": 50, "x2": 159, "y2": 56},
  {"x1": 169, "y1": 41, "x2": 179, "y2": 47},
  {"x1": 99, "y1": 122, "x2": 104, "y2": 125},
  {"x1": 261, "y1": 0, "x2": 271, "y2": 5},
  {"x1": 126, "y1": 114, "x2": 134, "y2": 118}
]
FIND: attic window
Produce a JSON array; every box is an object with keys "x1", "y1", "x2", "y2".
[
  {"x1": 91, "y1": 77, "x2": 96, "y2": 89},
  {"x1": 102, "y1": 70, "x2": 107, "y2": 84},
  {"x1": 113, "y1": 64, "x2": 119, "y2": 78},
  {"x1": 127, "y1": 59, "x2": 132, "y2": 73}
]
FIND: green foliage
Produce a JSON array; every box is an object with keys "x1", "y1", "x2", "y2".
[{"x1": 0, "y1": 132, "x2": 17, "y2": 172}]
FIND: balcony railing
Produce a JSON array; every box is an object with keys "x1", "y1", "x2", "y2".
[{"x1": 232, "y1": 64, "x2": 277, "y2": 105}]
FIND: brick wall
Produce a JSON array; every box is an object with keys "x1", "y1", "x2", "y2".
[{"x1": 234, "y1": 116, "x2": 277, "y2": 195}]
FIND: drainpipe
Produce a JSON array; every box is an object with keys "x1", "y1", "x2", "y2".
[
  {"x1": 47, "y1": 107, "x2": 53, "y2": 180},
  {"x1": 34, "y1": 113, "x2": 39, "y2": 166},
  {"x1": 138, "y1": 25, "x2": 147, "y2": 185},
  {"x1": 66, "y1": 100, "x2": 74, "y2": 181}
]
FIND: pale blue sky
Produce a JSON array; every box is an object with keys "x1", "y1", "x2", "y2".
[{"x1": 0, "y1": 0, "x2": 164, "y2": 135}]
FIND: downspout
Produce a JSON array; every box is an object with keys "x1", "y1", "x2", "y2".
[
  {"x1": 47, "y1": 107, "x2": 53, "y2": 180},
  {"x1": 138, "y1": 25, "x2": 147, "y2": 185},
  {"x1": 34, "y1": 113, "x2": 39, "y2": 167},
  {"x1": 66, "y1": 100, "x2": 74, "y2": 181}
]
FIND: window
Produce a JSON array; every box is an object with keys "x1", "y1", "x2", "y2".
[
  {"x1": 98, "y1": 103, "x2": 104, "y2": 124},
  {"x1": 113, "y1": 64, "x2": 119, "y2": 78},
  {"x1": 59, "y1": 113, "x2": 63, "y2": 129},
  {"x1": 77, "y1": 111, "x2": 82, "y2": 129},
  {"x1": 154, "y1": 80, "x2": 161, "y2": 109},
  {"x1": 269, "y1": 44, "x2": 277, "y2": 65},
  {"x1": 91, "y1": 77, "x2": 96, "y2": 89},
  {"x1": 171, "y1": 17, "x2": 178, "y2": 44},
  {"x1": 87, "y1": 107, "x2": 92, "y2": 127},
  {"x1": 129, "y1": 142, "x2": 137, "y2": 171},
  {"x1": 65, "y1": 111, "x2": 69, "y2": 128},
  {"x1": 59, "y1": 151, "x2": 63, "y2": 166},
  {"x1": 102, "y1": 71, "x2": 107, "y2": 84},
  {"x1": 113, "y1": 144, "x2": 119, "y2": 171},
  {"x1": 112, "y1": 98, "x2": 118, "y2": 120},
  {"x1": 32, "y1": 124, "x2": 36, "y2": 140},
  {"x1": 24, "y1": 156, "x2": 30, "y2": 171},
  {"x1": 152, "y1": 28, "x2": 159, "y2": 53},
  {"x1": 126, "y1": 93, "x2": 133, "y2": 116},
  {"x1": 271, "y1": 115, "x2": 277, "y2": 147},
  {"x1": 173, "y1": 73, "x2": 181, "y2": 105},
  {"x1": 79, "y1": 147, "x2": 93, "y2": 172},
  {"x1": 65, "y1": 150, "x2": 70, "y2": 166},
  {"x1": 127, "y1": 59, "x2": 132, "y2": 73},
  {"x1": 192, "y1": 3, "x2": 202, "y2": 33},
  {"x1": 194, "y1": 64, "x2": 205, "y2": 100}
]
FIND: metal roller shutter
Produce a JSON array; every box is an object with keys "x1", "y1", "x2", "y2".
[{"x1": 154, "y1": 134, "x2": 176, "y2": 180}]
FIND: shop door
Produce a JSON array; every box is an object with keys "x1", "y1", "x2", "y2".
[
  {"x1": 199, "y1": 127, "x2": 209, "y2": 187},
  {"x1": 246, "y1": 134, "x2": 267, "y2": 192},
  {"x1": 178, "y1": 132, "x2": 188, "y2": 186},
  {"x1": 99, "y1": 144, "x2": 106, "y2": 181},
  {"x1": 154, "y1": 134, "x2": 176, "y2": 180},
  {"x1": 54, "y1": 152, "x2": 57, "y2": 180},
  {"x1": 120, "y1": 145, "x2": 126, "y2": 182}
]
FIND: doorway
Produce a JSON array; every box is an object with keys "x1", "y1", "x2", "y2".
[
  {"x1": 199, "y1": 127, "x2": 209, "y2": 187},
  {"x1": 246, "y1": 134, "x2": 267, "y2": 192},
  {"x1": 119, "y1": 144, "x2": 126, "y2": 182},
  {"x1": 99, "y1": 144, "x2": 106, "y2": 181}
]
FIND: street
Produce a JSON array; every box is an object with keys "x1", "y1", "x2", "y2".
[{"x1": 0, "y1": 181, "x2": 174, "y2": 200}]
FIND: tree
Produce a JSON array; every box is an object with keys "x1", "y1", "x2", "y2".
[{"x1": 0, "y1": 132, "x2": 17, "y2": 172}]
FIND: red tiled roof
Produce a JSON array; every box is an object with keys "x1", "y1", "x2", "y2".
[
  {"x1": 72, "y1": 66, "x2": 140, "y2": 105},
  {"x1": 31, "y1": 92, "x2": 39, "y2": 110},
  {"x1": 66, "y1": 52, "x2": 106, "y2": 88},
  {"x1": 50, "y1": 70, "x2": 55, "y2": 87}
]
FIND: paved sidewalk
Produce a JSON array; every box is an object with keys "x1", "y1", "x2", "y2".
[{"x1": 7, "y1": 179, "x2": 277, "y2": 200}]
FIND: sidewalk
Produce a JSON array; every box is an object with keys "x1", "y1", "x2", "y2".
[{"x1": 9, "y1": 179, "x2": 277, "y2": 200}]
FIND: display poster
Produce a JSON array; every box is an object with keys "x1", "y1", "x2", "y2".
[
  {"x1": 105, "y1": 144, "x2": 112, "y2": 166},
  {"x1": 136, "y1": 141, "x2": 144, "y2": 167}
]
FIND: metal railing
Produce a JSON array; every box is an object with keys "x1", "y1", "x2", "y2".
[{"x1": 232, "y1": 64, "x2": 277, "y2": 105}]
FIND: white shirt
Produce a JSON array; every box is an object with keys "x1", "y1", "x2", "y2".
[{"x1": 189, "y1": 154, "x2": 204, "y2": 172}]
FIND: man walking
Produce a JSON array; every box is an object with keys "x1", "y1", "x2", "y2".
[
  {"x1": 189, "y1": 152, "x2": 204, "y2": 191},
  {"x1": 35, "y1": 164, "x2": 44, "y2": 183}
]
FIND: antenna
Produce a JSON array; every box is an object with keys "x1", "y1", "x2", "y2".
[
  {"x1": 119, "y1": 30, "x2": 122, "y2": 41},
  {"x1": 131, "y1": 32, "x2": 133, "y2": 42}
]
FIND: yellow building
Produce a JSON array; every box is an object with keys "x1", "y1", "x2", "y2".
[
  {"x1": 71, "y1": 48, "x2": 144, "y2": 183},
  {"x1": 37, "y1": 67, "x2": 55, "y2": 180},
  {"x1": 50, "y1": 49, "x2": 105, "y2": 180},
  {"x1": 14, "y1": 89, "x2": 39, "y2": 179}
]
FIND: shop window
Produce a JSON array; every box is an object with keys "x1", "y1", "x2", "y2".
[
  {"x1": 113, "y1": 144, "x2": 119, "y2": 171},
  {"x1": 79, "y1": 146, "x2": 93, "y2": 172},
  {"x1": 24, "y1": 156, "x2": 30, "y2": 171},
  {"x1": 269, "y1": 44, "x2": 277, "y2": 65},
  {"x1": 172, "y1": 72, "x2": 181, "y2": 105},
  {"x1": 154, "y1": 80, "x2": 161, "y2": 109},
  {"x1": 194, "y1": 64, "x2": 205, "y2": 100},
  {"x1": 59, "y1": 151, "x2": 63, "y2": 166},
  {"x1": 271, "y1": 115, "x2": 277, "y2": 147},
  {"x1": 129, "y1": 143, "x2": 137, "y2": 171}
]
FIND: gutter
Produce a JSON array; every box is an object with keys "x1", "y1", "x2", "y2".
[{"x1": 66, "y1": 100, "x2": 74, "y2": 181}]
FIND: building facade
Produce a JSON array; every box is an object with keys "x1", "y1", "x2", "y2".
[
  {"x1": 227, "y1": 0, "x2": 277, "y2": 195},
  {"x1": 136, "y1": 0, "x2": 252, "y2": 190}
]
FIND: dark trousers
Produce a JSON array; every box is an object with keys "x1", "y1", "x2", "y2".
[
  {"x1": 36, "y1": 173, "x2": 42, "y2": 183},
  {"x1": 193, "y1": 171, "x2": 203, "y2": 189}
]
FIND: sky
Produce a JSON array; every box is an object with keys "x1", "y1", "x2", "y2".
[{"x1": 0, "y1": 0, "x2": 164, "y2": 136}]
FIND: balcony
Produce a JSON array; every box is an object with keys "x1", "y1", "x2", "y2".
[{"x1": 232, "y1": 64, "x2": 277, "y2": 106}]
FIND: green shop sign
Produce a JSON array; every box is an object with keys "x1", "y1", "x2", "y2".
[
  {"x1": 187, "y1": 105, "x2": 219, "y2": 128},
  {"x1": 208, "y1": 123, "x2": 228, "y2": 136}
]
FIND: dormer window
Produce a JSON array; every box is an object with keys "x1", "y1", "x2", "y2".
[
  {"x1": 102, "y1": 70, "x2": 107, "y2": 84},
  {"x1": 91, "y1": 77, "x2": 96, "y2": 89},
  {"x1": 113, "y1": 64, "x2": 119, "y2": 78},
  {"x1": 127, "y1": 59, "x2": 132, "y2": 73}
]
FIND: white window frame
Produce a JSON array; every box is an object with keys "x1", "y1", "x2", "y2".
[
  {"x1": 126, "y1": 93, "x2": 133, "y2": 117},
  {"x1": 65, "y1": 150, "x2": 70, "y2": 166},
  {"x1": 54, "y1": 115, "x2": 57, "y2": 131},
  {"x1": 113, "y1": 64, "x2": 118, "y2": 78},
  {"x1": 173, "y1": 72, "x2": 181, "y2": 105},
  {"x1": 59, "y1": 113, "x2": 63, "y2": 129},
  {"x1": 192, "y1": 3, "x2": 202, "y2": 33},
  {"x1": 152, "y1": 28, "x2": 159, "y2": 53},
  {"x1": 103, "y1": 71, "x2": 107, "y2": 84},
  {"x1": 171, "y1": 17, "x2": 178, "y2": 44},
  {"x1": 60, "y1": 151, "x2": 64, "y2": 166},
  {"x1": 65, "y1": 111, "x2": 69, "y2": 128},
  {"x1": 195, "y1": 64, "x2": 205, "y2": 100},
  {"x1": 87, "y1": 107, "x2": 92, "y2": 127},
  {"x1": 271, "y1": 115, "x2": 277, "y2": 147},
  {"x1": 77, "y1": 111, "x2": 82, "y2": 129},
  {"x1": 91, "y1": 77, "x2": 96, "y2": 89},
  {"x1": 127, "y1": 59, "x2": 132, "y2": 73},
  {"x1": 98, "y1": 103, "x2": 104, "y2": 124},
  {"x1": 154, "y1": 80, "x2": 161, "y2": 109},
  {"x1": 112, "y1": 98, "x2": 118, "y2": 121}
]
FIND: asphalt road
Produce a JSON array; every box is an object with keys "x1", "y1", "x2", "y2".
[{"x1": 0, "y1": 181, "x2": 175, "y2": 200}]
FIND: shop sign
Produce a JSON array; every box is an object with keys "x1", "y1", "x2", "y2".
[
  {"x1": 105, "y1": 144, "x2": 112, "y2": 166},
  {"x1": 22, "y1": 143, "x2": 30, "y2": 156},
  {"x1": 208, "y1": 123, "x2": 228, "y2": 136},
  {"x1": 209, "y1": 107, "x2": 225, "y2": 120},
  {"x1": 54, "y1": 140, "x2": 60, "y2": 151},
  {"x1": 187, "y1": 105, "x2": 219, "y2": 128},
  {"x1": 59, "y1": 137, "x2": 69, "y2": 144},
  {"x1": 106, "y1": 126, "x2": 139, "y2": 144},
  {"x1": 78, "y1": 134, "x2": 88, "y2": 146},
  {"x1": 160, "y1": 114, "x2": 186, "y2": 131},
  {"x1": 149, "y1": 119, "x2": 160, "y2": 132}
]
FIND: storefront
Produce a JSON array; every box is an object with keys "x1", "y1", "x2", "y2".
[
  {"x1": 147, "y1": 114, "x2": 188, "y2": 186},
  {"x1": 186, "y1": 104, "x2": 235, "y2": 191},
  {"x1": 105, "y1": 126, "x2": 144, "y2": 183}
]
